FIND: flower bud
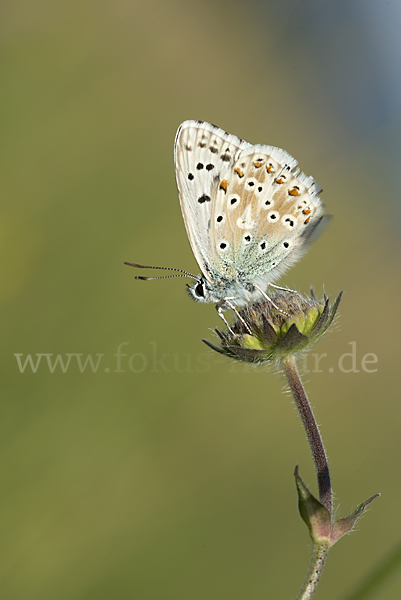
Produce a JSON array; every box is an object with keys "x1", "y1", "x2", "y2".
[
  {"x1": 203, "y1": 291, "x2": 342, "y2": 365},
  {"x1": 295, "y1": 466, "x2": 379, "y2": 547}
]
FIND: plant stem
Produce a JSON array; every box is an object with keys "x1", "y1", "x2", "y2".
[
  {"x1": 296, "y1": 543, "x2": 330, "y2": 600},
  {"x1": 282, "y1": 356, "x2": 333, "y2": 514},
  {"x1": 282, "y1": 355, "x2": 333, "y2": 599}
]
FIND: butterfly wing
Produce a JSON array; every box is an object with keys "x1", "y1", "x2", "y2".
[
  {"x1": 174, "y1": 120, "x2": 251, "y2": 282},
  {"x1": 209, "y1": 144, "x2": 325, "y2": 286}
]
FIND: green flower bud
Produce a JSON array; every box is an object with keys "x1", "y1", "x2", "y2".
[
  {"x1": 295, "y1": 466, "x2": 380, "y2": 547},
  {"x1": 203, "y1": 290, "x2": 342, "y2": 365}
]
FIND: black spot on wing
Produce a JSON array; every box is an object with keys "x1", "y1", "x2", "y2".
[{"x1": 198, "y1": 194, "x2": 211, "y2": 204}]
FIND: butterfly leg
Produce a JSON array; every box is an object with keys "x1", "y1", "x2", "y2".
[
  {"x1": 216, "y1": 303, "x2": 235, "y2": 335},
  {"x1": 268, "y1": 282, "x2": 298, "y2": 294},
  {"x1": 215, "y1": 299, "x2": 252, "y2": 335},
  {"x1": 253, "y1": 284, "x2": 289, "y2": 316}
]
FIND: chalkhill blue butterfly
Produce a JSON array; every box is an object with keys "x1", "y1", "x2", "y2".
[{"x1": 127, "y1": 120, "x2": 326, "y2": 327}]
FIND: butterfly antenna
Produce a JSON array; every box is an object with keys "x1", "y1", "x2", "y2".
[{"x1": 124, "y1": 262, "x2": 198, "y2": 281}]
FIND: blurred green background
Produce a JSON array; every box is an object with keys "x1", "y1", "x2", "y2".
[{"x1": 2, "y1": 1, "x2": 401, "y2": 599}]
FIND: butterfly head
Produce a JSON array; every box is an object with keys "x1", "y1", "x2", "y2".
[
  {"x1": 186, "y1": 277, "x2": 212, "y2": 303},
  {"x1": 186, "y1": 274, "x2": 264, "y2": 307}
]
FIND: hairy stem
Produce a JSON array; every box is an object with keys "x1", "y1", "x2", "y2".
[
  {"x1": 282, "y1": 356, "x2": 332, "y2": 514},
  {"x1": 296, "y1": 543, "x2": 330, "y2": 600}
]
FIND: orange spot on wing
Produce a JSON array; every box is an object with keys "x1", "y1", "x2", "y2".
[
  {"x1": 302, "y1": 209, "x2": 312, "y2": 215},
  {"x1": 304, "y1": 216, "x2": 311, "y2": 224},
  {"x1": 253, "y1": 161, "x2": 263, "y2": 168},
  {"x1": 289, "y1": 186, "x2": 301, "y2": 196},
  {"x1": 276, "y1": 176, "x2": 285, "y2": 184},
  {"x1": 234, "y1": 167, "x2": 244, "y2": 178},
  {"x1": 219, "y1": 179, "x2": 228, "y2": 192},
  {"x1": 266, "y1": 164, "x2": 274, "y2": 173}
]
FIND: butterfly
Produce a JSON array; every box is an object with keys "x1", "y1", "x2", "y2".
[{"x1": 127, "y1": 120, "x2": 326, "y2": 326}]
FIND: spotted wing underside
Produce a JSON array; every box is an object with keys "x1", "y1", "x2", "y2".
[
  {"x1": 208, "y1": 145, "x2": 324, "y2": 283},
  {"x1": 175, "y1": 120, "x2": 325, "y2": 288},
  {"x1": 174, "y1": 120, "x2": 250, "y2": 281}
]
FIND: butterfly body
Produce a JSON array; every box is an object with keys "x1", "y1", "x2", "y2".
[
  {"x1": 186, "y1": 270, "x2": 285, "y2": 306},
  {"x1": 175, "y1": 120, "x2": 325, "y2": 308}
]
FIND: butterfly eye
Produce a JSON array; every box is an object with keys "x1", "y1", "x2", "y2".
[{"x1": 194, "y1": 282, "x2": 205, "y2": 298}]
